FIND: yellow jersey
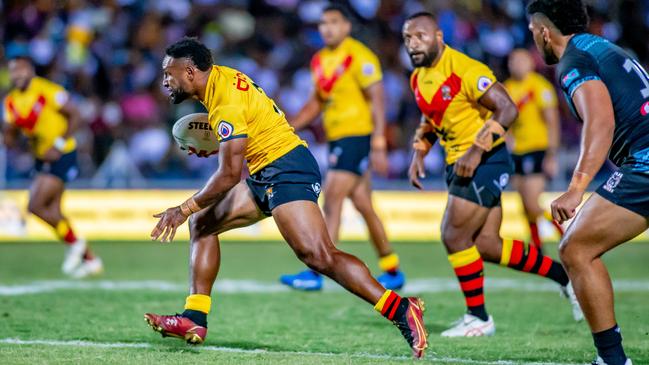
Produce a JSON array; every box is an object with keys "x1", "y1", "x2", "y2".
[
  {"x1": 311, "y1": 37, "x2": 382, "y2": 141},
  {"x1": 3, "y1": 76, "x2": 76, "y2": 158},
  {"x1": 202, "y1": 65, "x2": 306, "y2": 174},
  {"x1": 504, "y1": 72, "x2": 558, "y2": 154},
  {"x1": 410, "y1": 46, "x2": 500, "y2": 165}
]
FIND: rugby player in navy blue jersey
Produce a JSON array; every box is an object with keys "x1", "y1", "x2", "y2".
[{"x1": 528, "y1": 1, "x2": 649, "y2": 364}]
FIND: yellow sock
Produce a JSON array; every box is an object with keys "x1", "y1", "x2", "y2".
[
  {"x1": 184, "y1": 294, "x2": 212, "y2": 314},
  {"x1": 378, "y1": 253, "x2": 400, "y2": 272},
  {"x1": 374, "y1": 289, "x2": 394, "y2": 312}
]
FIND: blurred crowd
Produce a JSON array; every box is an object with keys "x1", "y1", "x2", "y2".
[{"x1": 1, "y1": 0, "x2": 648, "y2": 187}]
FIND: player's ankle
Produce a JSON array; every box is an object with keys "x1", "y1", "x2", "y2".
[
  {"x1": 593, "y1": 325, "x2": 627, "y2": 365},
  {"x1": 182, "y1": 309, "x2": 208, "y2": 328},
  {"x1": 468, "y1": 306, "x2": 489, "y2": 322}
]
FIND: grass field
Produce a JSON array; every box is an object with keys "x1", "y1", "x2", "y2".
[{"x1": 0, "y1": 240, "x2": 647, "y2": 365}]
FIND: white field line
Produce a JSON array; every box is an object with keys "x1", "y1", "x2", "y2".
[
  {"x1": 0, "y1": 278, "x2": 648, "y2": 296},
  {"x1": 0, "y1": 338, "x2": 584, "y2": 365}
]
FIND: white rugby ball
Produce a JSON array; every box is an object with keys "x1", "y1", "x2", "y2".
[{"x1": 172, "y1": 113, "x2": 219, "y2": 157}]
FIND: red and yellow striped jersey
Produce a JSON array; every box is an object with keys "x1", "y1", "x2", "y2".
[
  {"x1": 202, "y1": 65, "x2": 306, "y2": 174},
  {"x1": 3, "y1": 77, "x2": 76, "y2": 158},
  {"x1": 504, "y1": 72, "x2": 558, "y2": 154},
  {"x1": 410, "y1": 46, "x2": 500, "y2": 164},
  {"x1": 311, "y1": 37, "x2": 382, "y2": 141}
]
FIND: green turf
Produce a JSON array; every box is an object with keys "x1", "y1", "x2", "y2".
[{"x1": 0, "y1": 241, "x2": 648, "y2": 364}]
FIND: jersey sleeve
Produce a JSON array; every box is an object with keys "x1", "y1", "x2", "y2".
[
  {"x1": 462, "y1": 62, "x2": 497, "y2": 102},
  {"x1": 41, "y1": 80, "x2": 70, "y2": 110},
  {"x1": 210, "y1": 104, "x2": 248, "y2": 142},
  {"x1": 353, "y1": 47, "x2": 383, "y2": 89},
  {"x1": 534, "y1": 77, "x2": 558, "y2": 109},
  {"x1": 558, "y1": 52, "x2": 601, "y2": 98}
]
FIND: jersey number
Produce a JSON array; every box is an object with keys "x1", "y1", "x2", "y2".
[
  {"x1": 623, "y1": 58, "x2": 649, "y2": 99},
  {"x1": 235, "y1": 73, "x2": 284, "y2": 117}
]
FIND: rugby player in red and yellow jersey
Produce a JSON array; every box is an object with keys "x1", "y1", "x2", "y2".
[
  {"x1": 505, "y1": 49, "x2": 564, "y2": 252},
  {"x1": 144, "y1": 38, "x2": 427, "y2": 358},
  {"x1": 2, "y1": 55, "x2": 102, "y2": 278},
  {"x1": 280, "y1": 5, "x2": 406, "y2": 291},
  {"x1": 403, "y1": 12, "x2": 582, "y2": 337}
]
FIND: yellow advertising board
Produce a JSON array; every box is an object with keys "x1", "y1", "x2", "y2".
[{"x1": 0, "y1": 190, "x2": 641, "y2": 242}]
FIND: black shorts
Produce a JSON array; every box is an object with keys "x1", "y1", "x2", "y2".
[
  {"x1": 596, "y1": 164, "x2": 649, "y2": 217},
  {"x1": 512, "y1": 150, "x2": 545, "y2": 176},
  {"x1": 445, "y1": 144, "x2": 513, "y2": 208},
  {"x1": 34, "y1": 150, "x2": 79, "y2": 183},
  {"x1": 328, "y1": 135, "x2": 371, "y2": 176},
  {"x1": 246, "y1": 145, "x2": 322, "y2": 216}
]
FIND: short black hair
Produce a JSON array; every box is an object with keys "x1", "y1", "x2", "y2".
[
  {"x1": 165, "y1": 37, "x2": 213, "y2": 71},
  {"x1": 405, "y1": 11, "x2": 437, "y2": 23},
  {"x1": 527, "y1": 0, "x2": 589, "y2": 35},
  {"x1": 323, "y1": 4, "x2": 352, "y2": 21}
]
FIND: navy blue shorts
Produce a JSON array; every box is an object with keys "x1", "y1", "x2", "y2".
[
  {"x1": 246, "y1": 145, "x2": 322, "y2": 216},
  {"x1": 445, "y1": 144, "x2": 513, "y2": 208},
  {"x1": 328, "y1": 135, "x2": 371, "y2": 176},
  {"x1": 34, "y1": 150, "x2": 79, "y2": 183},
  {"x1": 596, "y1": 164, "x2": 649, "y2": 217},
  {"x1": 512, "y1": 150, "x2": 545, "y2": 176}
]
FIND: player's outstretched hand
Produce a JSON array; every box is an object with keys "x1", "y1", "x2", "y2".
[
  {"x1": 408, "y1": 151, "x2": 425, "y2": 190},
  {"x1": 454, "y1": 145, "x2": 483, "y2": 178},
  {"x1": 151, "y1": 206, "x2": 188, "y2": 243},
  {"x1": 551, "y1": 189, "x2": 584, "y2": 224}
]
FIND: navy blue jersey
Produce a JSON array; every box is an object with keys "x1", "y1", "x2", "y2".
[{"x1": 557, "y1": 33, "x2": 649, "y2": 170}]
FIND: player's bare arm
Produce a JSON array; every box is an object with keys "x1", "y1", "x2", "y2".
[
  {"x1": 551, "y1": 80, "x2": 614, "y2": 223},
  {"x1": 408, "y1": 115, "x2": 437, "y2": 189},
  {"x1": 43, "y1": 99, "x2": 82, "y2": 162},
  {"x1": 289, "y1": 92, "x2": 322, "y2": 131},
  {"x1": 364, "y1": 81, "x2": 388, "y2": 176},
  {"x1": 542, "y1": 103, "x2": 561, "y2": 177},
  {"x1": 151, "y1": 137, "x2": 248, "y2": 242},
  {"x1": 454, "y1": 83, "x2": 518, "y2": 178}
]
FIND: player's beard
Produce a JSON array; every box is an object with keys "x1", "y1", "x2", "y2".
[
  {"x1": 409, "y1": 42, "x2": 440, "y2": 68},
  {"x1": 540, "y1": 38, "x2": 559, "y2": 65},
  {"x1": 169, "y1": 88, "x2": 191, "y2": 104}
]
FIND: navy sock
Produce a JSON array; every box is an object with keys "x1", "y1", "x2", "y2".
[
  {"x1": 182, "y1": 309, "x2": 207, "y2": 328},
  {"x1": 593, "y1": 325, "x2": 627, "y2": 365}
]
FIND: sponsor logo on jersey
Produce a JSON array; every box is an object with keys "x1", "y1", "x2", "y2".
[
  {"x1": 311, "y1": 183, "x2": 321, "y2": 195},
  {"x1": 562, "y1": 69, "x2": 580, "y2": 87},
  {"x1": 441, "y1": 85, "x2": 452, "y2": 101},
  {"x1": 477, "y1": 77, "x2": 492, "y2": 92},
  {"x1": 362, "y1": 62, "x2": 375, "y2": 76},
  {"x1": 641, "y1": 101, "x2": 649, "y2": 116},
  {"x1": 217, "y1": 121, "x2": 234, "y2": 139},
  {"x1": 602, "y1": 171, "x2": 623, "y2": 193}
]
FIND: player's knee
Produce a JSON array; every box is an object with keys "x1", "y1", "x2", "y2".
[
  {"x1": 27, "y1": 200, "x2": 46, "y2": 217},
  {"x1": 351, "y1": 195, "x2": 372, "y2": 215},
  {"x1": 558, "y1": 234, "x2": 585, "y2": 271},
  {"x1": 441, "y1": 225, "x2": 470, "y2": 248}
]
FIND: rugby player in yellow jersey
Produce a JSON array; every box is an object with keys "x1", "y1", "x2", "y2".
[
  {"x1": 403, "y1": 12, "x2": 582, "y2": 337},
  {"x1": 2, "y1": 55, "x2": 102, "y2": 278},
  {"x1": 143, "y1": 38, "x2": 428, "y2": 358},
  {"x1": 280, "y1": 5, "x2": 406, "y2": 291},
  {"x1": 505, "y1": 49, "x2": 564, "y2": 253}
]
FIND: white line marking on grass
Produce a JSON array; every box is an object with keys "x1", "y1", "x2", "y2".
[
  {"x1": 0, "y1": 278, "x2": 647, "y2": 296},
  {"x1": 0, "y1": 338, "x2": 583, "y2": 365}
]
